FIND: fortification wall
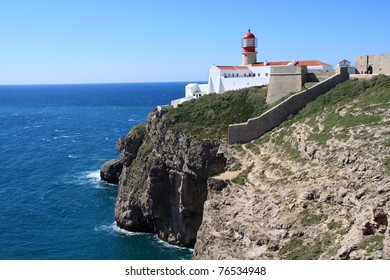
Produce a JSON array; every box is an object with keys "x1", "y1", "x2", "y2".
[
  {"x1": 356, "y1": 54, "x2": 390, "y2": 74},
  {"x1": 266, "y1": 66, "x2": 306, "y2": 104},
  {"x1": 228, "y1": 67, "x2": 349, "y2": 144},
  {"x1": 306, "y1": 71, "x2": 335, "y2": 83}
]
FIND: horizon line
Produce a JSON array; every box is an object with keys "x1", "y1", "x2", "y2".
[{"x1": 0, "y1": 80, "x2": 208, "y2": 86}]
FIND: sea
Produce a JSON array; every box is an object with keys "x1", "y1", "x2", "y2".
[{"x1": 0, "y1": 82, "x2": 196, "y2": 260}]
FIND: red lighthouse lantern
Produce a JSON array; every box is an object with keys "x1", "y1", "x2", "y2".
[
  {"x1": 241, "y1": 29, "x2": 257, "y2": 53},
  {"x1": 241, "y1": 29, "x2": 257, "y2": 65}
]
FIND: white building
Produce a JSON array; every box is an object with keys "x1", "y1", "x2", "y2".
[{"x1": 171, "y1": 29, "x2": 333, "y2": 107}]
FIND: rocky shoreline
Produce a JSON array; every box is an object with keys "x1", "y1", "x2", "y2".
[{"x1": 101, "y1": 108, "x2": 226, "y2": 247}]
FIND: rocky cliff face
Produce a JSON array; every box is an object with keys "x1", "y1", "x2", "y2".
[
  {"x1": 109, "y1": 108, "x2": 226, "y2": 247},
  {"x1": 101, "y1": 76, "x2": 389, "y2": 259},
  {"x1": 194, "y1": 77, "x2": 390, "y2": 259}
]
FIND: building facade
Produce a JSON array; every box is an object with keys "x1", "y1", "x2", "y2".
[
  {"x1": 171, "y1": 29, "x2": 333, "y2": 107},
  {"x1": 355, "y1": 54, "x2": 390, "y2": 74}
]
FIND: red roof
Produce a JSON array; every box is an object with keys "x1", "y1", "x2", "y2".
[
  {"x1": 216, "y1": 60, "x2": 331, "y2": 71},
  {"x1": 252, "y1": 60, "x2": 332, "y2": 67},
  {"x1": 243, "y1": 29, "x2": 255, "y2": 39},
  {"x1": 217, "y1": 66, "x2": 249, "y2": 70}
]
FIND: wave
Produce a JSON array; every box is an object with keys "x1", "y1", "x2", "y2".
[
  {"x1": 95, "y1": 222, "x2": 150, "y2": 237},
  {"x1": 81, "y1": 170, "x2": 118, "y2": 189},
  {"x1": 95, "y1": 222, "x2": 193, "y2": 252},
  {"x1": 154, "y1": 236, "x2": 194, "y2": 252},
  {"x1": 53, "y1": 135, "x2": 71, "y2": 139},
  {"x1": 86, "y1": 170, "x2": 101, "y2": 181}
]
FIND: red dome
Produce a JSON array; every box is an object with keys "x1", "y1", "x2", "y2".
[
  {"x1": 241, "y1": 29, "x2": 257, "y2": 53},
  {"x1": 243, "y1": 29, "x2": 255, "y2": 39}
]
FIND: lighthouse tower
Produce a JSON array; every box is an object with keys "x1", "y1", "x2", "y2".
[{"x1": 241, "y1": 29, "x2": 257, "y2": 65}]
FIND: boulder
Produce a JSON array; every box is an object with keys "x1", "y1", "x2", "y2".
[{"x1": 100, "y1": 158, "x2": 123, "y2": 185}]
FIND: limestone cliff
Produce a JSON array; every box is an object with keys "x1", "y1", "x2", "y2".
[
  {"x1": 194, "y1": 76, "x2": 390, "y2": 259},
  {"x1": 101, "y1": 77, "x2": 389, "y2": 259},
  {"x1": 111, "y1": 108, "x2": 226, "y2": 247}
]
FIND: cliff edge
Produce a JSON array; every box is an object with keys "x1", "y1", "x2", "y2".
[
  {"x1": 102, "y1": 77, "x2": 389, "y2": 259},
  {"x1": 194, "y1": 75, "x2": 390, "y2": 259}
]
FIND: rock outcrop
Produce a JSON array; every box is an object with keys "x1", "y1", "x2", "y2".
[
  {"x1": 100, "y1": 158, "x2": 123, "y2": 185},
  {"x1": 109, "y1": 109, "x2": 226, "y2": 247}
]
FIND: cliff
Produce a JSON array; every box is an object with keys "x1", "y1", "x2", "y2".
[
  {"x1": 100, "y1": 87, "x2": 268, "y2": 247},
  {"x1": 109, "y1": 108, "x2": 226, "y2": 247},
  {"x1": 101, "y1": 76, "x2": 389, "y2": 259},
  {"x1": 194, "y1": 75, "x2": 390, "y2": 259}
]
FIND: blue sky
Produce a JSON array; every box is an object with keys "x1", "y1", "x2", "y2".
[{"x1": 0, "y1": 0, "x2": 389, "y2": 84}]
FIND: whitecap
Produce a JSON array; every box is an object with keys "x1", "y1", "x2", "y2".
[
  {"x1": 53, "y1": 135, "x2": 70, "y2": 139},
  {"x1": 154, "y1": 236, "x2": 194, "y2": 252},
  {"x1": 71, "y1": 170, "x2": 101, "y2": 187},
  {"x1": 68, "y1": 154, "x2": 77, "y2": 159},
  {"x1": 96, "y1": 222, "x2": 193, "y2": 252},
  {"x1": 95, "y1": 222, "x2": 149, "y2": 237},
  {"x1": 86, "y1": 170, "x2": 101, "y2": 181},
  {"x1": 128, "y1": 118, "x2": 136, "y2": 122}
]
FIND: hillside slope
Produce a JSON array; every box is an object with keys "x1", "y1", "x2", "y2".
[{"x1": 194, "y1": 75, "x2": 390, "y2": 259}]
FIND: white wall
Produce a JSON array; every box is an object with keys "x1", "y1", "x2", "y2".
[
  {"x1": 220, "y1": 76, "x2": 269, "y2": 92},
  {"x1": 185, "y1": 83, "x2": 200, "y2": 97},
  {"x1": 307, "y1": 65, "x2": 333, "y2": 72}
]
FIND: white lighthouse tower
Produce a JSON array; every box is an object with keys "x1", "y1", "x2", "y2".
[{"x1": 241, "y1": 29, "x2": 257, "y2": 65}]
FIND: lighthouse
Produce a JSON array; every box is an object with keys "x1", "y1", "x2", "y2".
[{"x1": 241, "y1": 29, "x2": 257, "y2": 65}]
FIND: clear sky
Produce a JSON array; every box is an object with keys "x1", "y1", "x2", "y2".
[{"x1": 0, "y1": 0, "x2": 389, "y2": 84}]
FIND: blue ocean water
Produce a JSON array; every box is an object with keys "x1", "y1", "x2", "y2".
[{"x1": 0, "y1": 82, "x2": 195, "y2": 260}]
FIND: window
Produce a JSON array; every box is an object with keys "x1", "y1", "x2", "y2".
[
  {"x1": 266, "y1": 73, "x2": 269, "y2": 77},
  {"x1": 258, "y1": 73, "x2": 260, "y2": 76},
  {"x1": 244, "y1": 73, "x2": 246, "y2": 77}
]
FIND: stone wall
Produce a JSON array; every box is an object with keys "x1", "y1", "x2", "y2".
[
  {"x1": 355, "y1": 54, "x2": 390, "y2": 75},
  {"x1": 306, "y1": 71, "x2": 335, "y2": 83},
  {"x1": 228, "y1": 67, "x2": 349, "y2": 144},
  {"x1": 266, "y1": 66, "x2": 307, "y2": 104}
]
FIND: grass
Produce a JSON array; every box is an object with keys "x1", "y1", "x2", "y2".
[
  {"x1": 272, "y1": 126, "x2": 307, "y2": 163},
  {"x1": 163, "y1": 86, "x2": 268, "y2": 140},
  {"x1": 358, "y1": 235, "x2": 385, "y2": 253},
  {"x1": 245, "y1": 142, "x2": 261, "y2": 155},
  {"x1": 231, "y1": 163, "x2": 254, "y2": 185},
  {"x1": 327, "y1": 220, "x2": 342, "y2": 230},
  {"x1": 291, "y1": 75, "x2": 390, "y2": 146},
  {"x1": 311, "y1": 112, "x2": 381, "y2": 146},
  {"x1": 301, "y1": 210, "x2": 327, "y2": 226},
  {"x1": 279, "y1": 237, "x2": 323, "y2": 260}
]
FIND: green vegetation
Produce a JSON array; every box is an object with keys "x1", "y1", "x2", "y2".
[
  {"x1": 231, "y1": 163, "x2": 254, "y2": 185},
  {"x1": 327, "y1": 220, "x2": 342, "y2": 230},
  {"x1": 279, "y1": 233, "x2": 338, "y2": 260},
  {"x1": 291, "y1": 75, "x2": 390, "y2": 146},
  {"x1": 245, "y1": 142, "x2": 261, "y2": 155},
  {"x1": 301, "y1": 210, "x2": 328, "y2": 227},
  {"x1": 358, "y1": 235, "x2": 385, "y2": 253},
  {"x1": 278, "y1": 237, "x2": 323, "y2": 259},
  {"x1": 131, "y1": 123, "x2": 147, "y2": 136},
  {"x1": 230, "y1": 161, "x2": 242, "y2": 171},
  {"x1": 164, "y1": 86, "x2": 268, "y2": 139},
  {"x1": 272, "y1": 127, "x2": 308, "y2": 163}
]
